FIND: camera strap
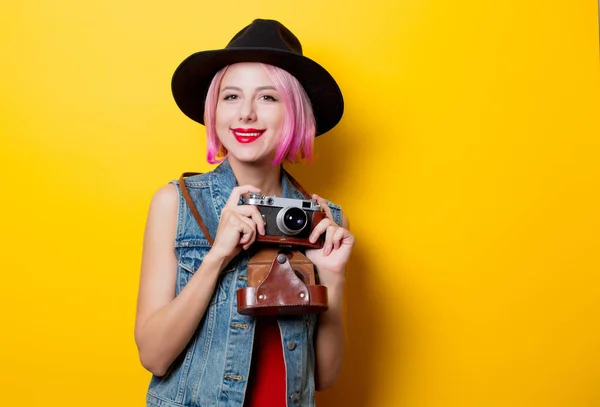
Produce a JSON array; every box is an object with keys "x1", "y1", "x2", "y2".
[{"x1": 178, "y1": 172, "x2": 214, "y2": 245}]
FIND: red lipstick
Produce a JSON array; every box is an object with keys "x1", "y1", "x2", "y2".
[{"x1": 231, "y1": 128, "x2": 265, "y2": 144}]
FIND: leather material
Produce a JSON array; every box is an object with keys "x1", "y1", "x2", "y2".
[
  {"x1": 237, "y1": 248, "x2": 328, "y2": 316},
  {"x1": 179, "y1": 172, "x2": 215, "y2": 245}
]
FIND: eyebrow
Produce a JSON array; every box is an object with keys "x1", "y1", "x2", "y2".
[{"x1": 220, "y1": 86, "x2": 277, "y2": 93}]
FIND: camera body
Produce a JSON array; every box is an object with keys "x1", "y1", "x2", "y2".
[{"x1": 241, "y1": 192, "x2": 326, "y2": 249}]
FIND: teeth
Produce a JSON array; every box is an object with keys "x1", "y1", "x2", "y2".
[{"x1": 234, "y1": 132, "x2": 262, "y2": 137}]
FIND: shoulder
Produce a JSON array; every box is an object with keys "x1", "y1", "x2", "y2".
[
  {"x1": 143, "y1": 184, "x2": 179, "y2": 243},
  {"x1": 148, "y1": 183, "x2": 179, "y2": 216}
]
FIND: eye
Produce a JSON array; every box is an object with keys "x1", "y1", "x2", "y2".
[
  {"x1": 223, "y1": 94, "x2": 238, "y2": 100},
  {"x1": 260, "y1": 95, "x2": 278, "y2": 102}
]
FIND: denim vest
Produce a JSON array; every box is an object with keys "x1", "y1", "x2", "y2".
[{"x1": 146, "y1": 158, "x2": 343, "y2": 407}]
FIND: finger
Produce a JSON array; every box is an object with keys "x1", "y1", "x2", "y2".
[
  {"x1": 230, "y1": 213, "x2": 253, "y2": 241},
  {"x1": 323, "y1": 225, "x2": 337, "y2": 256},
  {"x1": 332, "y1": 226, "x2": 346, "y2": 250},
  {"x1": 237, "y1": 215, "x2": 257, "y2": 248},
  {"x1": 234, "y1": 205, "x2": 266, "y2": 236},
  {"x1": 309, "y1": 218, "x2": 334, "y2": 243},
  {"x1": 233, "y1": 219, "x2": 252, "y2": 243},
  {"x1": 226, "y1": 185, "x2": 261, "y2": 208},
  {"x1": 313, "y1": 194, "x2": 334, "y2": 221}
]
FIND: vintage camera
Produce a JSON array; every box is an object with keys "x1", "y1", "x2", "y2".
[{"x1": 241, "y1": 192, "x2": 326, "y2": 249}]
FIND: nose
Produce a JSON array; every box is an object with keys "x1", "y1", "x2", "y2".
[{"x1": 239, "y1": 98, "x2": 256, "y2": 123}]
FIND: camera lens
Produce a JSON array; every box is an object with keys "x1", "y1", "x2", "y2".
[
  {"x1": 283, "y1": 208, "x2": 307, "y2": 231},
  {"x1": 276, "y1": 207, "x2": 307, "y2": 235}
]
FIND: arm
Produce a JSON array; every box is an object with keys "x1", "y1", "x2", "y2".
[
  {"x1": 314, "y1": 278, "x2": 346, "y2": 391},
  {"x1": 133, "y1": 184, "x2": 228, "y2": 376},
  {"x1": 313, "y1": 213, "x2": 351, "y2": 391},
  {"x1": 134, "y1": 183, "x2": 265, "y2": 377}
]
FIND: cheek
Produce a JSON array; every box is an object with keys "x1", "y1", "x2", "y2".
[
  {"x1": 274, "y1": 109, "x2": 285, "y2": 136},
  {"x1": 265, "y1": 106, "x2": 285, "y2": 129},
  {"x1": 214, "y1": 107, "x2": 234, "y2": 143},
  {"x1": 215, "y1": 104, "x2": 235, "y2": 127}
]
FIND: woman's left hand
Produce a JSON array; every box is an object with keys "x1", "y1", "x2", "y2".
[{"x1": 305, "y1": 195, "x2": 355, "y2": 287}]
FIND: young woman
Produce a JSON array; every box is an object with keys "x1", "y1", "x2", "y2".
[{"x1": 134, "y1": 19, "x2": 355, "y2": 407}]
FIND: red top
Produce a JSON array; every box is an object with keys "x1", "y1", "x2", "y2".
[{"x1": 244, "y1": 317, "x2": 286, "y2": 407}]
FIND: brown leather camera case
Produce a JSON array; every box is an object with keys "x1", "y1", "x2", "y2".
[{"x1": 237, "y1": 248, "x2": 328, "y2": 316}]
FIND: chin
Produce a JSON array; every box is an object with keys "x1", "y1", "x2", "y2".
[{"x1": 228, "y1": 149, "x2": 277, "y2": 166}]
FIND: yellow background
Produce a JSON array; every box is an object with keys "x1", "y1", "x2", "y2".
[{"x1": 1, "y1": 0, "x2": 599, "y2": 406}]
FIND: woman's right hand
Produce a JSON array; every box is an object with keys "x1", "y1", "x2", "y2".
[{"x1": 209, "y1": 185, "x2": 266, "y2": 264}]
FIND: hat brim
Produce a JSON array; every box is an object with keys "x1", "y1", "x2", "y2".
[{"x1": 171, "y1": 47, "x2": 344, "y2": 136}]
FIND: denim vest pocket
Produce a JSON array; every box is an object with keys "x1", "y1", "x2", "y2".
[{"x1": 177, "y1": 241, "x2": 236, "y2": 306}]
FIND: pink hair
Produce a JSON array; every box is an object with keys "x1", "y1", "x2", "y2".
[{"x1": 203, "y1": 63, "x2": 316, "y2": 165}]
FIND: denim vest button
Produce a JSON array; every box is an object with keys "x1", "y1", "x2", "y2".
[
  {"x1": 290, "y1": 391, "x2": 300, "y2": 403},
  {"x1": 287, "y1": 341, "x2": 297, "y2": 350}
]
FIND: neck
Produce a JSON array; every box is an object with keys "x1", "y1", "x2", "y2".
[{"x1": 228, "y1": 156, "x2": 283, "y2": 196}]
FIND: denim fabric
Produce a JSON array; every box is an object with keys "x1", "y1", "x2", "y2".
[{"x1": 146, "y1": 158, "x2": 342, "y2": 407}]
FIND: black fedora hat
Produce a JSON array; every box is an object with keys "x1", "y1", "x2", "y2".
[{"x1": 171, "y1": 19, "x2": 344, "y2": 136}]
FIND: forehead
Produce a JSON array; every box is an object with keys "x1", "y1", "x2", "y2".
[{"x1": 220, "y1": 62, "x2": 274, "y2": 87}]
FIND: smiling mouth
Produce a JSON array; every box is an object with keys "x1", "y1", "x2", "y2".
[{"x1": 231, "y1": 128, "x2": 265, "y2": 144}]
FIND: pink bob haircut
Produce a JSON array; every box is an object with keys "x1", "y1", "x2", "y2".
[{"x1": 203, "y1": 63, "x2": 316, "y2": 165}]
